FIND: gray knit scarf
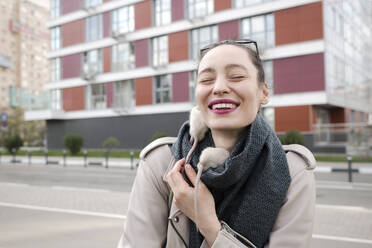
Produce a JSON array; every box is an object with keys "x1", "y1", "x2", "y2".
[{"x1": 171, "y1": 114, "x2": 291, "y2": 248}]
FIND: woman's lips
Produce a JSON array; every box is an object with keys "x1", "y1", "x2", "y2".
[{"x1": 208, "y1": 99, "x2": 239, "y2": 114}]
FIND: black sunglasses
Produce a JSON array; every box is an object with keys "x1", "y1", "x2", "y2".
[{"x1": 200, "y1": 39, "x2": 260, "y2": 58}]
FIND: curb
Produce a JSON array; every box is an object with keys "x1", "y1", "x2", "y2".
[{"x1": 315, "y1": 167, "x2": 372, "y2": 174}]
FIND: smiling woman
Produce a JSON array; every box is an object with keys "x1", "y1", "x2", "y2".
[{"x1": 117, "y1": 40, "x2": 316, "y2": 248}]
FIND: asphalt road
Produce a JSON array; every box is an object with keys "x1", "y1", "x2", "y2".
[{"x1": 0, "y1": 162, "x2": 372, "y2": 248}]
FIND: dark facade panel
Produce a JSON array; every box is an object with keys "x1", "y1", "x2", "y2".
[
  {"x1": 275, "y1": 2, "x2": 323, "y2": 45},
  {"x1": 273, "y1": 53, "x2": 325, "y2": 94},
  {"x1": 214, "y1": 0, "x2": 231, "y2": 12},
  {"x1": 62, "y1": 53, "x2": 81, "y2": 79},
  {"x1": 218, "y1": 19, "x2": 239, "y2": 41},
  {"x1": 61, "y1": 0, "x2": 81, "y2": 15},
  {"x1": 47, "y1": 112, "x2": 189, "y2": 149},
  {"x1": 171, "y1": 0, "x2": 184, "y2": 21}
]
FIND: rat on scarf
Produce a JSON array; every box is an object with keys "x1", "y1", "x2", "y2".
[{"x1": 184, "y1": 107, "x2": 230, "y2": 230}]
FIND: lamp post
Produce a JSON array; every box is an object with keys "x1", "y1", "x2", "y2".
[{"x1": 347, "y1": 155, "x2": 353, "y2": 183}]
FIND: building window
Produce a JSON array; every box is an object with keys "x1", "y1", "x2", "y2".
[
  {"x1": 85, "y1": 0, "x2": 102, "y2": 8},
  {"x1": 82, "y1": 49, "x2": 102, "y2": 79},
  {"x1": 241, "y1": 14, "x2": 274, "y2": 50},
  {"x1": 190, "y1": 25, "x2": 218, "y2": 60},
  {"x1": 51, "y1": 58, "x2": 61, "y2": 82},
  {"x1": 50, "y1": 0, "x2": 60, "y2": 19},
  {"x1": 154, "y1": 74, "x2": 172, "y2": 104},
  {"x1": 153, "y1": 0, "x2": 171, "y2": 26},
  {"x1": 189, "y1": 70, "x2": 197, "y2": 103},
  {"x1": 112, "y1": 42, "x2": 135, "y2": 72},
  {"x1": 51, "y1": 27, "x2": 61, "y2": 51},
  {"x1": 187, "y1": 0, "x2": 213, "y2": 19},
  {"x1": 87, "y1": 84, "x2": 106, "y2": 110},
  {"x1": 152, "y1": 35, "x2": 168, "y2": 67},
  {"x1": 112, "y1": 6, "x2": 134, "y2": 35},
  {"x1": 263, "y1": 60, "x2": 273, "y2": 94},
  {"x1": 262, "y1": 107, "x2": 274, "y2": 129},
  {"x1": 234, "y1": 0, "x2": 273, "y2": 8},
  {"x1": 51, "y1": 89, "x2": 62, "y2": 110},
  {"x1": 113, "y1": 80, "x2": 135, "y2": 109},
  {"x1": 85, "y1": 14, "x2": 103, "y2": 42}
]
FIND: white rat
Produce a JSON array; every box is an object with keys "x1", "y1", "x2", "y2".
[
  {"x1": 194, "y1": 147, "x2": 229, "y2": 228},
  {"x1": 184, "y1": 107, "x2": 229, "y2": 229}
]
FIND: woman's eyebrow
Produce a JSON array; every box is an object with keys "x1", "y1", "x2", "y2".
[
  {"x1": 225, "y1": 64, "x2": 248, "y2": 73},
  {"x1": 198, "y1": 68, "x2": 215, "y2": 76}
]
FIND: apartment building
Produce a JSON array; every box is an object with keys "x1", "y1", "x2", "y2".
[
  {"x1": 0, "y1": 0, "x2": 50, "y2": 111},
  {"x1": 25, "y1": 0, "x2": 372, "y2": 151}
]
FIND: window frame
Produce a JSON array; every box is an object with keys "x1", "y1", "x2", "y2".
[
  {"x1": 153, "y1": 74, "x2": 172, "y2": 104},
  {"x1": 50, "y1": 0, "x2": 60, "y2": 19},
  {"x1": 111, "y1": 5, "x2": 135, "y2": 35},
  {"x1": 190, "y1": 25, "x2": 218, "y2": 60},
  {"x1": 153, "y1": 0, "x2": 171, "y2": 26},
  {"x1": 240, "y1": 13, "x2": 275, "y2": 50},
  {"x1": 113, "y1": 80, "x2": 135, "y2": 109},
  {"x1": 51, "y1": 26, "x2": 61, "y2": 51},
  {"x1": 51, "y1": 58, "x2": 61, "y2": 82},
  {"x1": 85, "y1": 14, "x2": 103, "y2": 42},
  {"x1": 152, "y1": 35, "x2": 168, "y2": 67},
  {"x1": 86, "y1": 83, "x2": 107, "y2": 110},
  {"x1": 187, "y1": 0, "x2": 213, "y2": 19},
  {"x1": 111, "y1": 42, "x2": 135, "y2": 72}
]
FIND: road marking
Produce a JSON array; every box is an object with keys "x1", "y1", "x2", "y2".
[
  {"x1": 316, "y1": 204, "x2": 372, "y2": 213},
  {"x1": 314, "y1": 167, "x2": 332, "y2": 173},
  {"x1": 0, "y1": 182, "x2": 30, "y2": 187},
  {"x1": 313, "y1": 234, "x2": 372, "y2": 244},
  {"x1": 0, "y1": 202, "x2": 126, "y2": 219}
]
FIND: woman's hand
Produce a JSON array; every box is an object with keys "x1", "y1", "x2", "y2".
[{"x1": 166, "y1": 158, "x2": 221, "y2": 246}]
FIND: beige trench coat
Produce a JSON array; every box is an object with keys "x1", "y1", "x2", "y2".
[{"x1": 117, "y1": 137, "x2": 316, "y2": 248}]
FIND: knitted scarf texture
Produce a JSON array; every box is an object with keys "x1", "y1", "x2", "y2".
[{"x1": 171, "y1": 114, "x2": 291, "y2": 248}]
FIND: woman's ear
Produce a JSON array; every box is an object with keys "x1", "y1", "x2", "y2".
[{"x1": 260, "y1": 82, "x2": 270, "y2": 104}]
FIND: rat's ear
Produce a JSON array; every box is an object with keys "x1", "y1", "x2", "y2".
[{"x1": 189, "y1": 107, "x2": 208, "y2": 141}]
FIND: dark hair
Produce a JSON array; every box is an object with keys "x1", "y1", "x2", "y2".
[{"x1": 198, "y1": 40, "x2": 266, "y2": 84}]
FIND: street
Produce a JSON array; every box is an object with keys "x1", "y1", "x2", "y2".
[{"x1": 0, "y1": 162, "x2": 372, "y2": 247}]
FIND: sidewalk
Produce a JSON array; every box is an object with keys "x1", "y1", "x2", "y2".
[
  {"x1": 0, "y1": 155, "x2": 138, "y2": 168},
  {"x1": 1, "y1": 155, "x2": 371, "y2": 172}
]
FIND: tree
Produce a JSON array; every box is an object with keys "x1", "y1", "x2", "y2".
[
  {"x1": 279, "y1": 129, "x2": 305, "y2": 145},
  {"x1": 63, "y1": 134, "x2": 83, "y2": 155},
  {"x1": 4, "y1": 134, "x2": 23, "y2": 154},
  {"x1": 102, "y1": 137, "x2": 120, "y2": 152}
]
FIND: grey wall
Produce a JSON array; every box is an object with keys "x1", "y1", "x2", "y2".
[{"x1": 47, "y1": 112, "x2": 189, "y2": 149}]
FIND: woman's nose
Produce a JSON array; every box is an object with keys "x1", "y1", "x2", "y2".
[{"x1": 213, "y1": 77, "x2": 230, "y2": 95}]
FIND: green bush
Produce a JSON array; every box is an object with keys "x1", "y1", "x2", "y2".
[
  {"x1": 4, "y1": 134, "x2": 23, "y2": 154},
  {"x1": 63, "y1": 134, "x2": 83, "y2": 155},
  {"x1": 150, "y1": 131, "x2": 168, "y2": 142},
  {"x1": 102, "y1": 137, "x2": 120, "y2": 151},
  {"x1": 279, "y1": 129, "x2": 304, "y2": 145}
]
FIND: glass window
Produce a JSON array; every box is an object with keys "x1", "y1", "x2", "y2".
[
  {"x1": 241, "y1": 13, "x2": 274, "y2": 50},
  {"x1": 152, "y1": 35, "x2": 168, "y2": 67},
  {"x1": 187, "y1": 0, "x2": 213, "y2": 19},
  {"x1": 51, "y1": 27, "x2": 60, "y2": 51},
  {"x1": 262, "y1": 107, "x2": 274, "y2": 129},
  {"x1": 263, "y1": 60, "x2": 273, "y2": 94},
  {"x1": 113, "y1": 80, "x2": 135, "y2": 109},
  {"x1": 83, "y1": 49, "x2": 102, "y2": 78},
  {"x1": 51, "y1": 89, "x2": 62, "y2": 110},
  {"x1": 190, "y1": 25, "x2": 218, "y2": 60},
  {"x1": 51, "y1": 58, "x2": 61, "y2": 82},
  {"x1": 154, "y1": 74, "x2": 172, "y2": 104},
  {"x1": 112, "y1": 42, "x2": 135, "y2": 72},
  {"x1": 50, "y1": 0, "x2": 60, "y2": 19},
  {"x1": 154, "y1": 0, "x2": 171, "y2": 26},
  {"x1": 87, "y1": 84, "x2": 106, "y2": 110},
  {"x1": 112, "y1": 6, "x2": 134, "y2": 35},
  {"x1": 189, "y1": 70, "x2": 197, "y2": 103},
  {"x1": 85, "y1": 0, "x2": 102, "y2": 8},
  {"x1": 85, "y1": 14, "x2": 103, "y2": 42}
]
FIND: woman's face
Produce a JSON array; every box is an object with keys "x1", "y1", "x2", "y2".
[{"x1": 196, "y1": 45, "x2": 269, "y2": 132}]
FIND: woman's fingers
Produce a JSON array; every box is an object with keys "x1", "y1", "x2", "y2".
[
  {"x1": 184, "y1": 164, "x2": 197, "y2": 186},
  {"x1": 166, "y1": 158, "x2": 189, "y2": 191}
]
